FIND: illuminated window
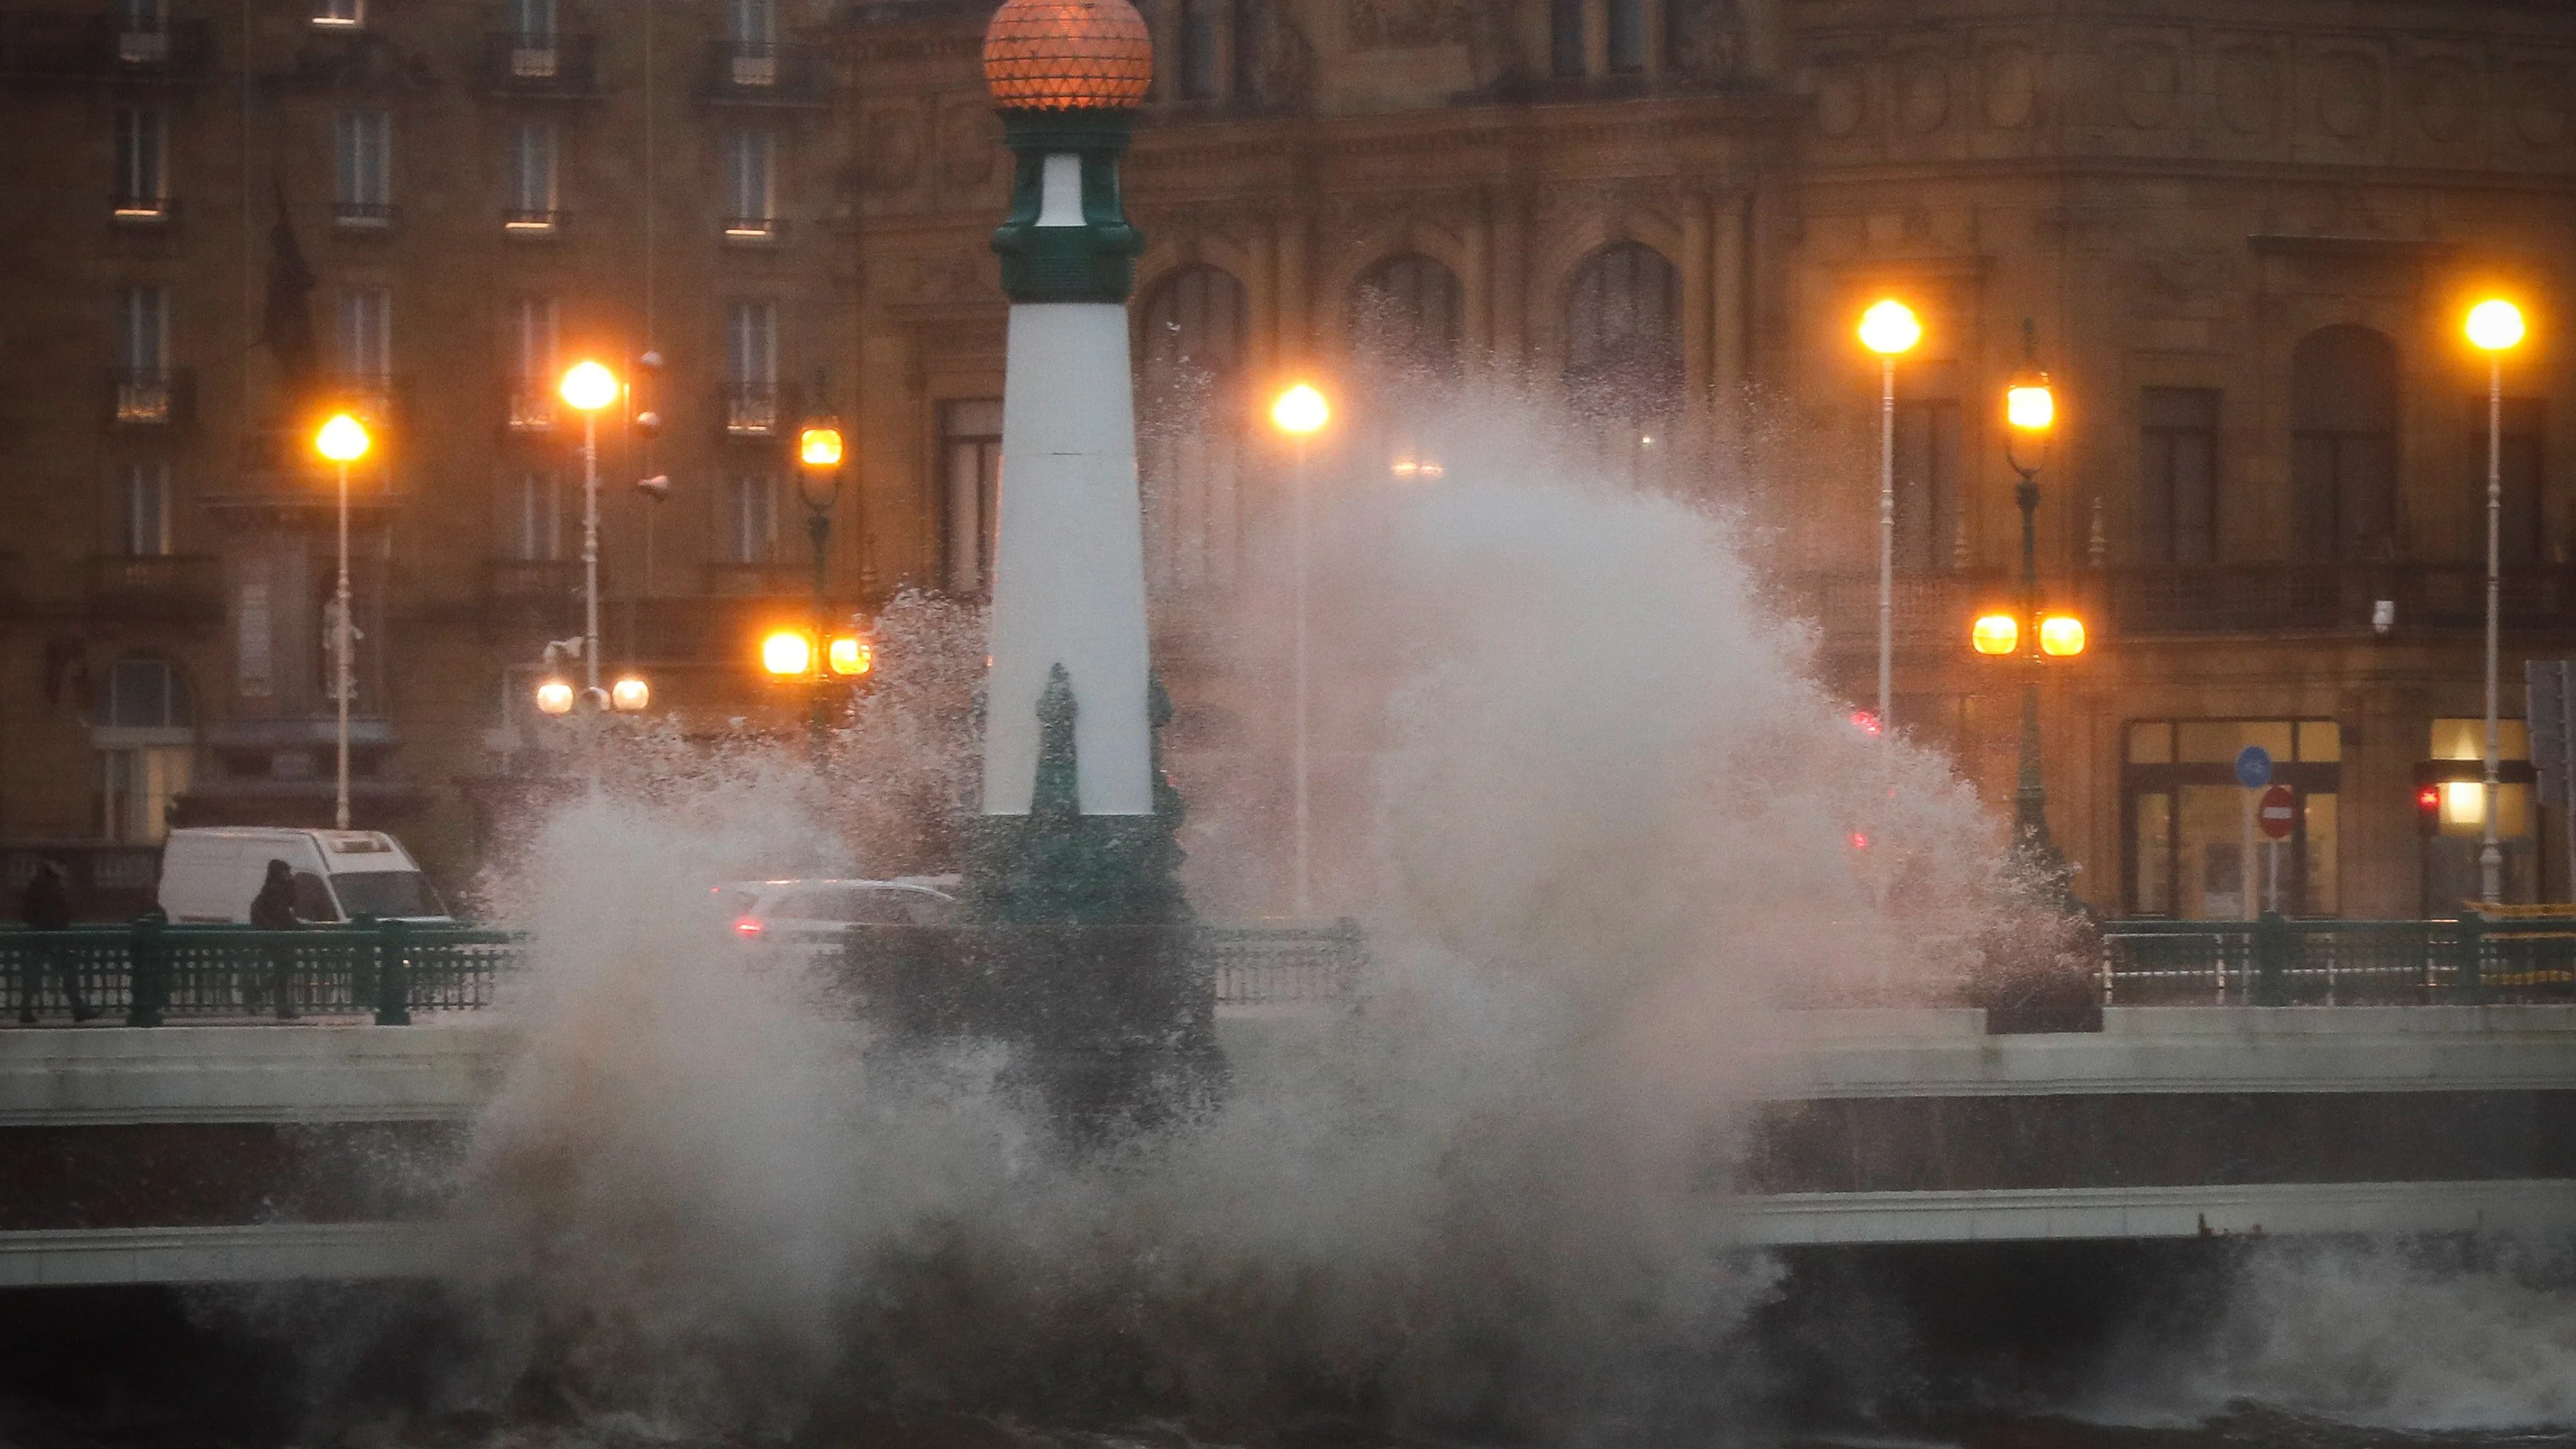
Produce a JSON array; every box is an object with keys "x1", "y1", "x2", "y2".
[{"x1": 2124, "y1": 718, "x2": 2340, "y2": 919}]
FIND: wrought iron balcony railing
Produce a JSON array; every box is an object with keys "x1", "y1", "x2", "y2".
[
  {"x1": 111, "y1": 192, "x2": 176, "y2": 225},
  {"x1": 2109, "y1": 564, "x2": 2576, "y2": 636},
  {"x1": 1777, "y1": 569, "x2": 2011, "y2": 645},
  {"x1": 502, "y1": 207, "x2": 564, "y2": 235},
  {"x1": 476, "y1": 30, "x2": 599, "y2": 93},
  {"x1": 719, "y1": 214, "x2": 785, "y2": 243},
  {"x1": 721, "y1": 383, "x2": 779, "y2": 437},
  {"x1": 108, "y1": 367, "x2": 195, "y2": 426},
  {"x1": 85, "y1": 551, "x2": 223, "y2": 622},
  {"x1": 331, "y1": 200, "x2": 395, "y2": 230},
  {"x1": 700, "y1": 40, "x2": 830, "y2": 103},
  {"x1": 504, "y1": 380, "x2": 556, "y2": 432}
]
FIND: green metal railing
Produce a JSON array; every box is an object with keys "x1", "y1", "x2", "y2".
[
  {"x1": 1, "y1": 919, "x2": 514, "y2": 1026},
  {"x1": 2, "y1": 918, "x2": 1371, "y2": 1026},
  {"x1": 2101, "y1": 912, "x2": 2576, "y2": 1006}
]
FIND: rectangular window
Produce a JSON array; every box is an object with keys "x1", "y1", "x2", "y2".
[
  {"x1": 723, "y1": 132, "x2": 775, "y2": 234},
  {"x1": 2140, "y1": 387, "x2": 2219, "y2": 566},
  {"x1": 941, "y1": 398, "x2": 1003, "y2": 596},
  {"x1": 123, "y1": 462, "x2": 171, "y2": 555},
  {"x1": 99, "y1": 747, "x2": 192, "y2": 844},
  {"x1": 334, "y1": 111, "x2": 390, "y2": 223},
  {"x1": 117, "y1": 0, "x2": 169, "y2": 57},
  {"x1": 1892, "y1": 398, "x2": 1962, "y2": 570},
  {"x1": 1179, "y1": 0, "x2": 1218, "y2": 98},
  {"x1": 114, "y1": 108, "x2": 167, "y2": 213},
  {"x1": 312, "y1": 0, "x2": 363, "y2": 27},
  {"x1": 2425, "y1": 720, "x2": 2537, "y2": 911},
  {"x1": 505, "y1": 122, "x2": 558, "y2": 228},
  {"x1": 113, "y1": 287, "x2": 171, "y2": 423},
  {"x1": 723, "y1": 475, "x2": 778, "y2": 563},
  {"x1": 338, "y1": 289, "x2": 390, "y2": 391},
  {"x1": 508, "y1": 472, "x2": 561, "y2": 561},
  {"x1": 727, "y1": 0, "x2": 776, "y2": 83},
  {"x1": 1606, "y1": 0, "x2": 1643, "y2": 72},
  {"x1": 513, "y1": 0, "x2": 555, "y2": 38},
  {"x1": 723, "y1": 300, "x2": 776, "y2": 434},
  {"x1": 1550, "y1": 0, "x2": 1584, "y2": 77},
  {"x1": 2124, "y1": 717, "x2": 2341, "y2": 919},
  {"x1": 508, "y1": 296, "x2": 557, "y2": 428}
]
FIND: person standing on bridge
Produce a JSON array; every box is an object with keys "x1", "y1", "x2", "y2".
[
  {"x1": 17, "y1": 860, "x2": 93, "y2": 1025},
  {"x1": 245, "y1": 859, "x2": 301, "y2": 1020}
]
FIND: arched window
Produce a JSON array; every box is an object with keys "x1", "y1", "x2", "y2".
[
  {"x1": 1348, "y1": 253, "x2": 1463, "y2": 383},
  {"x1": 1136, "y1": 265, "x2": 1250, "y2": 594},
  {"x1": 2290, "y1": 325, "x2": 2399, "y2": 560},
  {"x1": 88, "y1": 652, "x2": 193, "y2": 843},
  {"x1": 1563, "y1": 241, "x2": 1682, "y2": 418}
]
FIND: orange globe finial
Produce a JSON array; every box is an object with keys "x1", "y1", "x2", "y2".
[{"x1": 983, "y1": 0, "x2": 1155, "y2": 112}]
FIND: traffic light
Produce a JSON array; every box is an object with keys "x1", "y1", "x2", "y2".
[{"x1": 2417, "y1": 784, "x2": 2443, "y2": 836}]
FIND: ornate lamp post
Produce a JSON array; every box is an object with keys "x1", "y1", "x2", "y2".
[
  {"x1": 1270, "y1": 380, "x2": 1328, "y2": 916},
  {"x1": 313, "y1": 412, "x2": 370, "y2": 829},
  {"x1": 1997, "y1": 321, "x2": 2082, "y2": 866},
  {"x1": 796, "y1": 404, "x2": 846, "y2": 744},
  {"x1": 1858, "y1": 299, "x2": 1921, "y2": 738},
  {"x1": 558, "y1": 359, "x2": 621, "y2": 710},
  {"x1": 2466, "y1": 298, "x2": 2527, "y2": 904}
]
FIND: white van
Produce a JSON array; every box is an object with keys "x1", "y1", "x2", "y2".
[{"x1": 158, "y1": 828, "x2": 452, "y2": 924}]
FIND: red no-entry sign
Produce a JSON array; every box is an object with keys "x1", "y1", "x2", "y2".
[{"x1": 2259, "y1": 784, "x2": 2297, "y2": 840}]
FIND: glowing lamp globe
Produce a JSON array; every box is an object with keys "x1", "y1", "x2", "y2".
[
  {"x1": 761, "y1": 630, "x2": 813, "y2": 677},
  {"x1": 559, "y1": 360, "x2": 619, "y2": 413},
  {"x1": 983, "y1": 0, "x2": 1154, "y2": 111},
  {"x1": 1271, "y1": 383, "x2": 1329, "y2": 436},
  {"x1": 1858, "y1": 299, "x2": 1921, "y2": 357},
  {"x1": 1971, "y1": 613, "x2": 2019, "y2": 656},
  {"x1": 2038, "y1": 614, "x2": 2086, "y2": 657},
  {"x1": 609, "y1": 676, "x2": 650, "y2": 712},
  {"x1": 533, "y1": 678, "x2": 575, "y2": 716},
  {"x1": 2467, "y1": 299, "x2": 2526, "y2": 353},
  {"x1": 316, "y1": 413, "x2": 370, "y2": 463},
  {"x1": 2006, "y1": 373, "x2": 2056, "y2": 434},
  {"x1": 828, "y1": 635, "x2": 873, "y2": 677},
  {"x1": 799, "y1": 425, "x2": 845, "y2": 469}
]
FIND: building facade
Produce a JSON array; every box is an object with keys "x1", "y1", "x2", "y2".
[{"x1": 0, "y1": 0, "x2": 2570, "y2": 918}]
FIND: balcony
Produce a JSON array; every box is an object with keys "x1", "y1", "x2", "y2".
[
  {"x1": 108, "y1": 368, "x2": 195, "y2": 428},
  {"x1": 721, "y1": 384, "x2": 779, "y2": 438},
  {"x1": 86, "y1": 553, "x2": 223, "y2": 624},
  {"x1": 482, "y1": 558, "x2": 580, "y2": 629},
  {"x1": 719, "y1": 214, "x2": 785, "y2": 245},
  {"x1": 2110, "y1": 565, "x2": 2576, "y2": 637},
  {"x1": 502, "y1": 207, "x2": 564, "y2": 237},
  {"x1": 475, "y1": 31, "x2": 600, "y2": 95},
  {"x1": 111, "y1": 193, "x2": 176, "y2": 227},
  {"x1": 0, "y1": 14, "x2": 215, "y2": 81},
  {"x1": 323, "y1": 371, "x2": 404, "y2": 426},
  {"x1": 699, "y1": 40, "x2": 830, "y2": 105},
  {"x1": 703, "y1": 561, "x2": 804, "y2": 596},
  {"x1": 1778, "y1": 570, "x2": 2011, "y2": 646},
  {"x1": 505, "y1": 380, "x2": 556, "y2": 433},
  {"x1": 331, "y1": 200, "x2": 395, "y2": 232}
]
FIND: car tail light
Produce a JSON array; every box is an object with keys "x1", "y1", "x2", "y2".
[{"x1": 733, "y1": 915, "x2": 765, "y2": 938}]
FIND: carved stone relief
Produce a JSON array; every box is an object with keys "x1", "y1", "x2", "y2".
[
  {"x1": 2128, "y1": 248, "x2": 2232, "y2": 319},
  {"x1": 1982, "y1": 45, "x2": 2035, "y2": 129},
  {"x1": 1664, "y1": 0, "x2": 1742, "y2": 80},
  {"x1": 2117, "y1": 44, "x2": 2179, "y2": 129},
  {"x1": 2316, "y1": 54, "x2": 2381, "y2": 139},
  {"x1": 2410, "y1": 58, "x2": 2476, "y2": 142},
  {"x1": 2514, "y1": 63, "x2": 2567, "y2": 147},
  {"x1": 1897, "y1": 56, "x2": 1947, "y2": 133},
  {"x1": 862, "y1": 105, "x2": 925, "y2": 192},
  {"x1": 2215, "y1": 49, "x2": 2274, "y2": 134},
  {"x1": 1814, "y1": 67, "x2": 1866, "y2": 138}
]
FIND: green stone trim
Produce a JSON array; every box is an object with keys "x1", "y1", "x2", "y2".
[{"x1": 990, "y1": 108, "x2": 1145, "y2": 304}]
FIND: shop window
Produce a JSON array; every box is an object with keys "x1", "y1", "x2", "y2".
[
  {"x1": 2420, "y1": 717, "x2": 2537, "y2": 912},
  {"x1": 2124, "y1": 718, "x2": 2339, "y2": 918},
  {"x1": 90, "y1": 653, "x2": 194, "y2": 844}
]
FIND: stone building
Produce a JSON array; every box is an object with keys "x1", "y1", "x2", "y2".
[{"x1": 0, "y1": 0, "x2": 2570, "y2": 919}]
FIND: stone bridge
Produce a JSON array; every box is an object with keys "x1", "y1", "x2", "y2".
[{"x1": 4, "y1": 1004, "x2": 2571, "y2": 1287}]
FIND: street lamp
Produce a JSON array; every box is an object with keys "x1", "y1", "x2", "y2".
[
  {"x1": 2467, "y1": 298, "x2": 2527, "y2": 904},
  {"x1": 796, "y1": 398, "x2": 845, "y2": 746},
  {"x1": 559, "y1": 360, "x2": 619, "y2": 711},
  {"x1": 1858, "y1": 300, "x2": 1922, "y2": 740},
  {"x1": 1270, "y1": 381, "x2": 1329, "y2": 917},
  {"x1": 314, "y1": 412, "x2": 370, "y2": 829},
  {"x1": 2000, "y1": 319, "x2": 2064, "y2": 863}
]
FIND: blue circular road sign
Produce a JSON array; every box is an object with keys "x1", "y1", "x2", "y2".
[{"x1": 2236, "y1": 745, "x2": 2273, "y2": 790}]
